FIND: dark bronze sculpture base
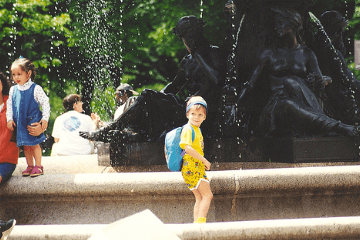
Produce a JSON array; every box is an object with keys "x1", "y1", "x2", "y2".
[
  {"x1": 263, "y1": 137, "x2": 360, "y2": 163},
  {"x1": 106, "y1": 137, "x2": 359, "y2": 167}
]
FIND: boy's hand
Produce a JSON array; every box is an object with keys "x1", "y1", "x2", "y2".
[
  {"x1": 40, "y1": 120, "x2": 48, "y2": 131},
  {"x1": 7, "y1": 120, "x2": 15, "y2": 131},
  {"x1": 203, "y1": 159, "x2": 211, "y2": 170}
]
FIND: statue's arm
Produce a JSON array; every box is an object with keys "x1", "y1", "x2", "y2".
[
  {"x1": 305, "y1": 48, "x2": 331, "y2": 90},
  {"x1": 237, "y1": 53, "x2": 267, "y2": 104},
  {"x1": 192, "y1": 51, "x2": 220, "y2": 85},
  {"x1": 306, "y1": 48, "x2": 323, "y2": 77},
  {"x1": 161, "y1": 57, "x2": 188, "y2": 94}
]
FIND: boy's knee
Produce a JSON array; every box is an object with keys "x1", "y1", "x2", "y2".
[
  {"x1": 203, "y1": 192, "x2": 213, "y2": 201},
  {"x1": 208, "y1": 192, "x2": 213, "y2": 200}
]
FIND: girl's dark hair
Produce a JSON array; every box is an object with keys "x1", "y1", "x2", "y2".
[
  {"x1": 63, "y1": 94, "x2": 81, "y2": 112},
  {"x1": 0, "y1": 71, "x2": 12, "y2": 96},
  {"x1": 11, "y1": 57, "x2": 37, "y2": 81}
]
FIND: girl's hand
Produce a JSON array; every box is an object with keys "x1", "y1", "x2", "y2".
[
  {"x1": 40, "y1": 120, "x2": 48, "y2": 131},
  {"x1": 203, "y1": 159, "x2": 211, "y2": 170},
  {"x1": 7, "y1": 120, "x2": 15, "y2": 131}
]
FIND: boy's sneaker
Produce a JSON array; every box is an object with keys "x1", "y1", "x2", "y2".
[
  {"x1": 22, "y1": 165, "x2": 34, "y2": 176},
  {"x1": 0, "y1": 219, "x2": 16, "y2": 240},
  {"x1": 30, "y1": 166, "x2": 44, "y2": 177}
]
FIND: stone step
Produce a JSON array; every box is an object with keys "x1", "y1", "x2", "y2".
[
  {"x1": 8, "y1": 216, "x2": 360, "y2": 240},
  {"x1": 19, "y1": 154, "x2": 319, "y2": 174},
  {"x1": 15, "y1": 153, "x2": 360, "y2": 176},
  {"x1": 2, "y1": 165, "x2": 360, "y2": 225}
]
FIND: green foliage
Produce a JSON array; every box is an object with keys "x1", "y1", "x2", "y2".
[
  {"x1": 348, "y1": 0, "x2": 360, "y2": 40},
  {"x1": 91, "y1": 86, "x2": 117, "y2": 122}
]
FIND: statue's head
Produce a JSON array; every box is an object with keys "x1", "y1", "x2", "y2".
[
  {"x1": 173, "y1": 16, "x2": 205, "y2": 40},
  {"x1": 272, "y1": 8, "x2": 302, "y2": 37},
  {"x1": 320, "y1": 11, "x2": 348, "y2": 39}
]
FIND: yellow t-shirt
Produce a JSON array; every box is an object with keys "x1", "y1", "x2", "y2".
[{"x1": 180, "y1": 123, "x2": 204, "y2": 159}]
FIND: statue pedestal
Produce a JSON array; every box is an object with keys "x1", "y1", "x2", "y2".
[
  {"x1": 103, "y1": 137, "x2": 359, "y2": 167},
  {"x1": 263, "y1": 137, "x2": 360, "y2": 163},
  {"x1": 109, "y1": 141, "x2": 165, "y2": 166}
]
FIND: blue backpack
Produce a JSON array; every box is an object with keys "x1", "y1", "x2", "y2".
[{"x1": 164, "y1": 124, "x2": 195, "y2": 172}]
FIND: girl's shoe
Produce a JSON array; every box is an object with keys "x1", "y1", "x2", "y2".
[
  {"x1": 30, "y1": 166, "x2": 44, "y2": 177},
  {"x1": 22, "y1": 165, "x2": 34, "y2": 176}
]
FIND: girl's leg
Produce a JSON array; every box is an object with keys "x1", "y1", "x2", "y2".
[
  {"x1": 196, "y1": 181, "x2": 213, "y2": 219},
  {"x1": 29, "y1": 145, "x2": 44, "y2": 177},
  {"x1": 22, "y1": 146, "x2": 35, "y2": 176},
  {"x1": 191, "y1": 189, "x2": 202, "y2": 222},
  {"x1": 31, "y1": 144, "x2": 42, "y2": 166},
  {"x1": 23, "y1": 146, "x2": 35, "y2": 166}
]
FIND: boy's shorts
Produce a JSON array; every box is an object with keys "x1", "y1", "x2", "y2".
[{"x1": 0, "y1": 163, "x2": 16, "y2": 184}]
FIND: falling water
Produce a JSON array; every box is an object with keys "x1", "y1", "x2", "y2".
[
  {"x1": 200, "y1": 0, "x2": 203, "y2": 18},
  {"x1": 218, "y1": 0, "x2": 247, "y2": 159},
  {"x1": 309, "y1": 11, "x2": 359, "y2": 124},
  {"x1": 220, "y1": 3, "x2": 246, "y2": 136},
  {"x1": 73, "y1": 0, "x2": 120, "y2": 122}
]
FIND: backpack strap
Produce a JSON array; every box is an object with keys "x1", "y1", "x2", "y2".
[{"x1": 183, "y1": 123, "x2": 196, "y2": 144}]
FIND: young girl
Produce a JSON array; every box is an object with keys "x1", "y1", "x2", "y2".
[
  {"x1": 6, "y1": 57, "x2": 50, "y2": 177},
  {"x1": 180, "y1": 96, "x2": 213, "y2": 223}
]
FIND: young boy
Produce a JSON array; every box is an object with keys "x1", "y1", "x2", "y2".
[{"x1": 180, "y1": 96, "x2": 213, "y2": 223}]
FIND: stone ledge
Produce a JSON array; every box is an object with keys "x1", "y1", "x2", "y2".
[
  {"x1": 2, "y1": 166, "x2": 360, "y2": 224},
  {"x1": 3, "y1": 165, "x2": 360, "y2": 199},
  {"x1": 170, "y1": 216, "x2": 360, "y2": 240},
  {"x1": 9, "y1": 216, "x2": 360, "y2": 240}
]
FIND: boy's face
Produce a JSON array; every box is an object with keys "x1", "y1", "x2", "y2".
[
  {"x1": 11, "y1": 65, "x2": 31, "y2": 86},
  {"x1": 186, "y1": 106, "x2": 206, "y2": 127}
]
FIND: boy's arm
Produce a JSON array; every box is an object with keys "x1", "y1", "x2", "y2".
[{"x1": 184, "y1": 145, "x2": 211, "y2": 170}]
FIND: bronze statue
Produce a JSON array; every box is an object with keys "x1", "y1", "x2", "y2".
[
  {"x1": 80, "y1": 16, "x2": 226, "y2": 143},
  {"x1": 311, "y1": 11, "x2": 360, "y2": 126},
  {"x1": 237, "y1": 8, "x2": 360, "y2": 137}
]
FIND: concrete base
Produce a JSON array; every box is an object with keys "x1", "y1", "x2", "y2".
[
  {"x1": 102, "y1": 136, "x2": 360, "y2": 167},
  {"x1": 263, "y1": 137, "x2": 360, "y2": 163},
  {"x1": 2, "y1": 166, "x2": 360, "y2": 225}
]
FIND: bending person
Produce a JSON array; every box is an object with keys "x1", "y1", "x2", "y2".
[
  {"x1": 80, "y1": 15, "x2": 226, "y2": 143},
  {"x1": 113, "y1": 83, "x2": 138, "y2": 120},
  {"x1": 238, "y1": 8, "x2": 360, "y2": 137}
]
